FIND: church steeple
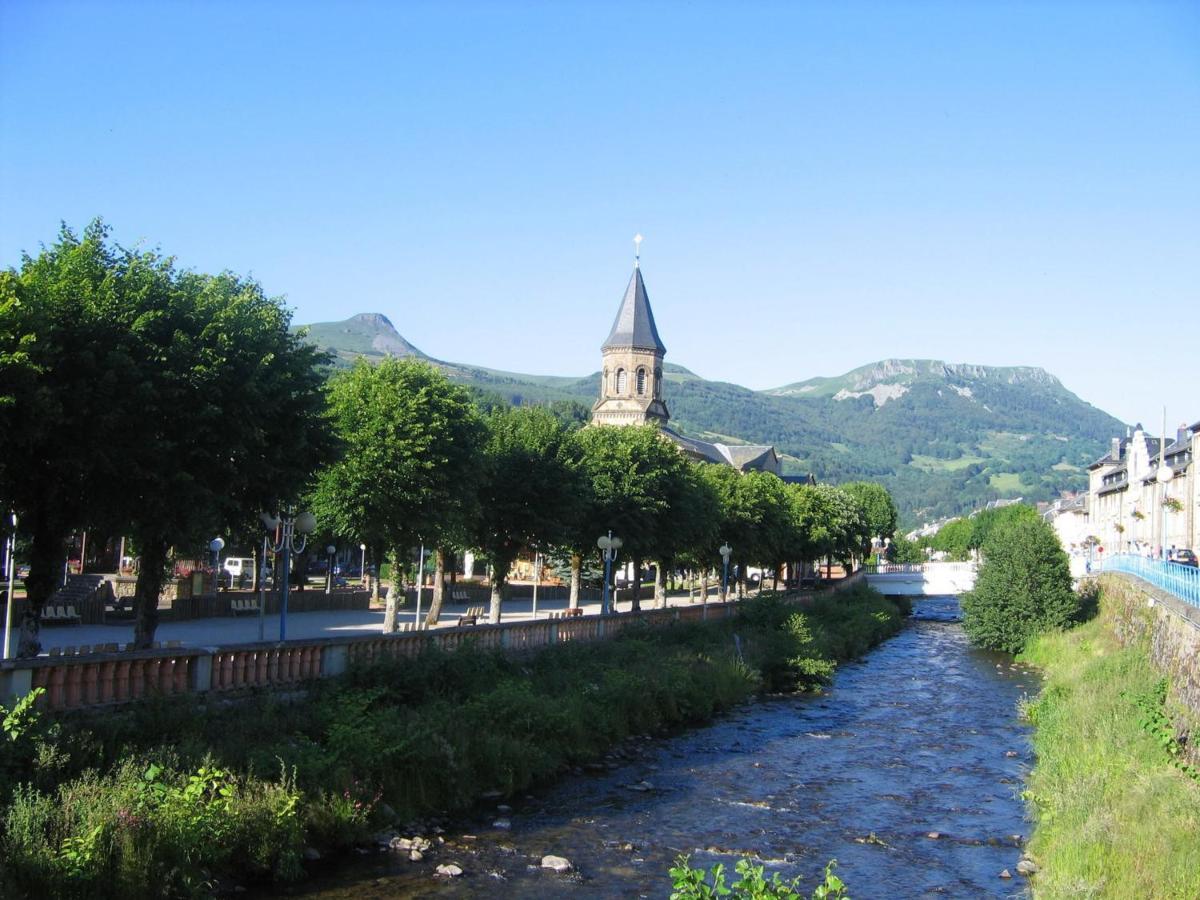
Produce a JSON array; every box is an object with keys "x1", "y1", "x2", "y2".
[{"x1": 591, "y1": 237, "x2": 669, "y2": 428}]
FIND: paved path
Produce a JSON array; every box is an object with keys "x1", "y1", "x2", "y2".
[{"x1": 35, "y1": 589, "x2": 739, "y2": 653}]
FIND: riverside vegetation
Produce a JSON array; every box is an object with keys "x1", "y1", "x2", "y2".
[
  {"x1": 1018, "y1": 580, "x2": 1200, "y2": 898},
  {"x1": 0, "y1": 585, "x2": 904, "y2": 898}
]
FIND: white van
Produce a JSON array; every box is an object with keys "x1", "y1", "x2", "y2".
[{"x1": 223, "y1": 557, "x2": 255, "y2": 584}]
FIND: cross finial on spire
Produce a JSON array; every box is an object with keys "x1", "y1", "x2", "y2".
[{"x1": 634, "y1": 233, "x2": 643, "y2": 268}]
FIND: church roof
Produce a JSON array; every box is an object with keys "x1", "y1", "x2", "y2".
[{"x1": 602, "y1": 266, "x2": 666, "y2": 354}]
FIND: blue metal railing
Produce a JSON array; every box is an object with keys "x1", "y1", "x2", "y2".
[{"x1": 1096, "y1": 554, "x2": 1200, "y2": 608}]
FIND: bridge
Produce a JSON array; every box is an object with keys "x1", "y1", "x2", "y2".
[{"x1": 864, "y1": 561, "x2": 977, "y2": 596}]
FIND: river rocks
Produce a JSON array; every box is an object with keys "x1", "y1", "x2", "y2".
[
  {"x1": 1004, "y1": 750, "x2": 1019, "y2": 758},
  {"x1": 409, "y1": 850, "x2": 424, "y2": 862},
  {"x1": 496, "y1": 804, "x2": 512, "y2": 814},
  {"x1": 541, "y1": 855, "x2": 573, "y2": 874},
  {"x1": 480, "y1": 790, "x2": 504, "y2": 800},
  {"x1": 435, "y1": 863, "x2": 464, "y2": 877},
  {"x1": 625, "y1": 780, "x2": 654, "y2": 792},
  {"x1": 999, "y1": 869, "x2": 1012, "y2": 879},
  {"x1": 926, "y1": 831, "x2": 941, "y2": 840},
  {"x1": 493, "y1": 818, "x2": 512, "y2": 829},
  {"x1": 1017, "y1": 858, "x2": 1039, "y2": 876}
]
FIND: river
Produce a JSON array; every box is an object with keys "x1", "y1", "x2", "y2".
[{"x1": 283, "y1": 596, "x2": 1037, "y2": 898}]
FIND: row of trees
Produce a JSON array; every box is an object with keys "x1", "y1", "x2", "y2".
[
  {"x1": 314, "y1": 357, "x2": 899, "y2": 628},
  {"x1": 1, "y1": 222, "x2": 899, "y2": 655}
]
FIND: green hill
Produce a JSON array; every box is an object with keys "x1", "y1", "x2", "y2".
[{"x1": 296, "y1": 315, "x2": 1124, "y2": 524}]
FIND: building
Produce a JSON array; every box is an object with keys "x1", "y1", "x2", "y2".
[
  {"x1": 590, "y1": 247, "x2": 781, "y2": 475},
  {"x1": 1087, "y1": 422, "x2": 1198, "y2": 557},
  {"x1": 1042, "y1": 493, "x2": 1090, "y2": 554}
]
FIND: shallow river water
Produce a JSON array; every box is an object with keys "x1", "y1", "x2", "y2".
[{"x1": 284, "y1": 596, "x2": 1037, "y2": 899}]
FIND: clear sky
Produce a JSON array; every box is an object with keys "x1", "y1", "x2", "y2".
[{"x1": 2, "y1": 1, "x2": 1197, "y2": 428}]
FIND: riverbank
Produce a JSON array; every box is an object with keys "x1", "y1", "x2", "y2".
[
  {"x1": 1019, "y1": 580, "x2": 1200, "y2": 897},
  {"x1": 0, "y1": 585, "x2": 905, "y2": 899}
]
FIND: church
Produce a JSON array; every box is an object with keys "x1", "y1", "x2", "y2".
[{"x1": 590, "y1": 243, "x2": 782, "y2": 475}]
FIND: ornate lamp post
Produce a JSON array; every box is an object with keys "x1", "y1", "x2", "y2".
[
  {"x1": 719, "y1": 543, "x2": 732, "y2": 602},
  {"x1": 1157, "y1": 465, "x2": 1173, "y2": 561},
  {"x1": 359, "y1": 543, "x2": 367, "y2": 585},
  {"x1": 4, "y1": 512, "x2": 16, "y2": 660},
  {"x1": 209, "y1": 537, "x2": 225, "y2": 595},
  {"x1": 262, "y1": 510, "x2": 316, "y2": 642},
  {"x1": 325, "y1": 545, "x2": 336, "y2": 594},
  {"x1": 597, "y1": 532, "x2": 622, "y2": 615}
]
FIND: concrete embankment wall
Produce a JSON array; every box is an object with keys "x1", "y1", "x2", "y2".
[{"x1": 1097, "y1": 573, "x2": 1200, "y2": 761}]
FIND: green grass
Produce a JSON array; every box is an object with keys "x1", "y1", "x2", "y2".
[
  {"x1": 910, "y1": 453, "x2": 984, "y2": 472},
  {"x1": 1019, "y1": 600, "x2": 1200, "y2": 898},
  {"x1": 988, "y1": 472, "x2": 1023, "y2": 492}
]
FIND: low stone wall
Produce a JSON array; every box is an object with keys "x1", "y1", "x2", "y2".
[{"x1": 1096, "y1": 573, "x2": 1200, "y2": 761}]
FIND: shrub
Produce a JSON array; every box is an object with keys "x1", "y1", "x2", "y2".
[{"x1": 960, "y1": 516, "x2": 1083, "y2": 653}]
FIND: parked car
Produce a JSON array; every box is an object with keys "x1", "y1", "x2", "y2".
[{"x1": 1169, "y1": 549, "x2": 1198, "y2": 568}]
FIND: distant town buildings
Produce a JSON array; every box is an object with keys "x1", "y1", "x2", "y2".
[
  {"x1": 590, "y1": 248, "x2": 781, "y2": 475},
  {"x1": 1086, "y1": 421, "x2": 1198, "y2": 557}
]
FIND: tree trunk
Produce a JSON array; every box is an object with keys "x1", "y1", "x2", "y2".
[
  {"x1": 382, "y1": 547, "x2": 400, "y2": 633},
  {"x1": 131, "y1": 538, "x2": 170, "y2": 650},
  {"x1": 701, "y1": 570, "x2": 710, "y2": 604},
  {"x1": 654, "y1": 562, "x2": 666, "y2": 608},
  {"x1": 16, "y1": 516, "x2": 66, "y2": 658},
  {"x1": 425, "y1": 547, "x2": 447, "y2": 626},
  {"x1": 630, "y1": 557, "x2": 643, "y2": 613},
  {"x1": 488, "y1": 571, "x2": 506, "y2": 624},
  {"x1": 569, "y1": 553, "x2": 582, "y2": 609}
]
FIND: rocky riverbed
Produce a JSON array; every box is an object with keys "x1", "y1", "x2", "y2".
[{"x1": 269, "y1": 596, "x2": 1037, "y2": 898}]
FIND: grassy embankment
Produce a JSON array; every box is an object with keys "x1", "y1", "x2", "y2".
[
  {"x1": 1019, "y1": 583, "x2": 1200, "y2": 898},
  {"x1": 0, "y1": 585, "x2": 905, "y2": 899}
]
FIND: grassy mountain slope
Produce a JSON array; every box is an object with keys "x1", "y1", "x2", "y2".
[{"x1": 296, "y1": 315, "x2": 1124, "y2": 524}]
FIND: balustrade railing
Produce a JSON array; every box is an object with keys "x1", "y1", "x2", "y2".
[{"x1": 1095, "y1": 554, "x2": 1200, "y2": 609}]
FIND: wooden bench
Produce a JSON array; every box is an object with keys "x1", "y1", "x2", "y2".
[
  {"x1": 458, "y1": 605, "x2": 485, "y2": 626},
  {"x1": 451, "y1": 588, "x2": 471, "y2": 602},
  {"x1": 231, "y1": 597, "x2": 260, "y2": 615}
]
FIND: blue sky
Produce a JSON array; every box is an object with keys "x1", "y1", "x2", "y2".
[{"x1": 2, "y1": 1, "x2": 1197, "y2": 428}]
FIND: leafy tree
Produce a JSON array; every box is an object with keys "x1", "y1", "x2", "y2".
[
  {"x1": 841, "y1": 481, "x2": 898, "y2": 542},
  {"x1": 930, "y1": 518, "x2": 973, "y2": 560},
  {"x1": 575, "y1": 425, "x2": 689, "y2": 610},
  {"x1": 0, "y1": 223, "x2": 337, "y2": 652},
  {"x1": 960, "y1": 516, "x2": 1082, "y2": 653},
  {"x1": 311, "y1": 358, "x2": 482, "y2": 631},
  {"x1": 472, "y1": 406, "x2": 583, "y2": 623},
  {"x1": 884, "y1": 535, "x2": 925, "y2": 564},
  {"x1": 118, "y1": 266, "x2": 336, "y2": 647},
  {"x1": 968, "y1": 503, "x2": 1039, "y2": 551},
  {"x1": 0, "y1": 222, "x2": 134, "y2": 654}
]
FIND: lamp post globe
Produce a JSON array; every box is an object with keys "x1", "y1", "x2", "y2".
[{"x1": 718, "y1": 543, "x2": 732, "y2": 601}]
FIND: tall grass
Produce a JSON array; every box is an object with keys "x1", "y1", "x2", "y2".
[
  {"x1": 1019, "y1": 596, "x2": 1200, "y2": 898},
  {"x1": 0, "y1": 585, "x2": 903, "y2": 897}
]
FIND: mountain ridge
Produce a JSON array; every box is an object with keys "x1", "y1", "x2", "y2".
[{"x1": 294, "y1": 312, "x2": 1124, "y2": 524}]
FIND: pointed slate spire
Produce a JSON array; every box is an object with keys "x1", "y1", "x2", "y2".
[{"x1": 602, "y1": 265, "x2": 667, "y2": 354}]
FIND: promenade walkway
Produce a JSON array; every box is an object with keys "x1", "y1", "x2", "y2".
[{"x1": 33, "y1": 589, "x2": 731, "y2": 653}]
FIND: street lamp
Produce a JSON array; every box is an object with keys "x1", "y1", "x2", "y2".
[
  {"x1": 325, "y1": 545, "x2": 336, "y2": 594},
  {"x1": 209, "y1": 537, "x2": 225, "y2": 595},
  {"x1": 262, "y1": 509, "x2": 316, "y2": 642},
  {"x1": 1157, "y1": 465, "x2": 1173, "y2": 561},
  {"x1": 359, "y1": 543, "x2": 367, "y2": 586},
  {"x1": 4, "y1": 512, "x2": 17, "y2": 660},
  {"x1": 597, "y1": 531, "x2": 622, "y2": 615},
  {"x1": 719, "y1": 543, "x2": 732, "y2": 602}
]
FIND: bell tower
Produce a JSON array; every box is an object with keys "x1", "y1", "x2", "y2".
[{"x1": 591, "y1": 235, "x2": 669, "y2": 427}]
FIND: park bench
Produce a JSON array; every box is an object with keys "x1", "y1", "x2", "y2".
[
  {"x1": 451, "y1": 588, "x2": 471, "y2": 602},
  {"x1": 458, "y1": 605, "x2": 485, "y2": 626},
  {"x1": 231, "y1": 597, "x2": 260, "y2": 615},
  {"x1": 43, "y1": 604, "x2": 81, "y2": 625}
]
